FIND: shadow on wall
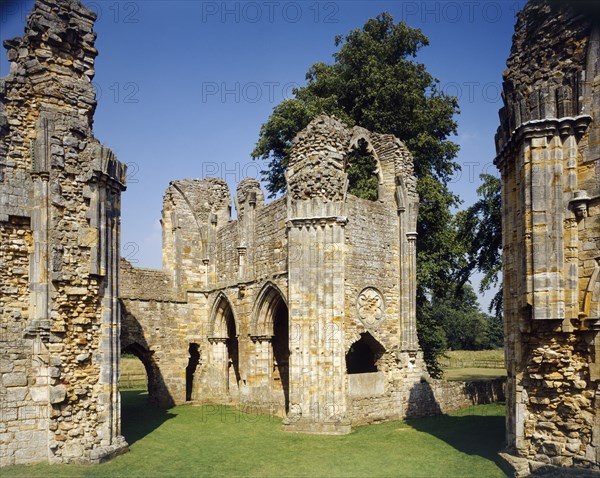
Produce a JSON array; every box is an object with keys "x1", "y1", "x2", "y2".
[
  {"x1": 405, "y1": 379, "x2": 442, "y2": 418},
  {"x1": 121, "y1": 306, "x2": 175, "y2": 408}
]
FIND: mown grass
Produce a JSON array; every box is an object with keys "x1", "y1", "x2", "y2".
[
  {"x1": 443, "y1": 368, "x2": 507, "y2": 381},
  {"x1": 445, "y1": 349, "x2": 504, "y2": 363},
  {"x1": 3, "y1": 391, "x2": 509, "y2": 478}
]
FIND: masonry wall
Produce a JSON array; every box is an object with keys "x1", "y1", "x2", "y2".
[
  {"x1": 0, "y1": 0, "x2": 127, "y2": 466},
  {"x1": 121, "y1": 115, "x2": 499, "y2": 435},
  {"x1": 496, "y1": 1, "x2": 600, "y2": 473}
]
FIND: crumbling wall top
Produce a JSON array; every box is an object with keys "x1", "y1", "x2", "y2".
[{"x1": 495, "y1": 1, "x2": 598, "y2": 155}]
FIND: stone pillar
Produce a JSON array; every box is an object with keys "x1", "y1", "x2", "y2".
[
  {"x1": 284, "y1": 205, "x2": 350, "y2": 434},
  {"x1": 495, "y1": 2, "x2": 600, "y2": 473},
  {"x1": 206, "y1": 339, "x2": 229, "y2": 398},
  {"x1": 0, "y1": 0, "x2": 128, "y2": 465}
]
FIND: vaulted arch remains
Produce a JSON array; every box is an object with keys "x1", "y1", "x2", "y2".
[{"x1": 345, "y1": 135, "x2": 383, "y2": 201}]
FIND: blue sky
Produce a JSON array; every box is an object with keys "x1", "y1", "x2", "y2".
[{"x1": 1, "y1": 0, "x2": 523, "y2": 309}]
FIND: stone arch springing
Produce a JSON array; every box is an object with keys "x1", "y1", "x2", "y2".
[
  {"x1": 346, "y1": 332, "x2": 385, "y2": 374},
  {"x1": 346, "y1": 135, "x2": 383, "y2": 201},
  {"x1": 209, "y1": 294, "x2": 240, "y2": 394},
  {"x1": 252, "y1": 282, "x2": 289, "y2": 411}
]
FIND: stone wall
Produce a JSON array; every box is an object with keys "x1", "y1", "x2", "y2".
[
  {"x1": 0, "y1": 0, "x2": 127, "y2": 466},
  {"x1": 121, "y1": 115, "x2": 497, "y2": 435},
  {"x1": 496, "y1": 1, "x2": 600, "y2": 474}
]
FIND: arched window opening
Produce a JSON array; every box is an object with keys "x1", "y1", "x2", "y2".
[
  {"x1": 211, "y1": 295, "x2": 240, "y2": 395},
  {"x1": 253, "y1": 284, "x2": 290, "y2": 413},
  {"x1": 346, "y1": 333, "x2": 384, "y2": 374},
  {"x1": 185, "y1": 343, "x2": 200, "y2": 401},
  {"x1": 346, "y1": 138, "x2": 379, "y2": 201}
]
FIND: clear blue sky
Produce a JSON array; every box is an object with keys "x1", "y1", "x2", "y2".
[{"x1": 1, "y1": 0, "x2": 524, "y2": 309}]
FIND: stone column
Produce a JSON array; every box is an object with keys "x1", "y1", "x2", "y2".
[{"x1": 284, "y1": 203, "x2": 350, "y2": 434}]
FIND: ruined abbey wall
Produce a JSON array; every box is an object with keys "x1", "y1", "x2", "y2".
[
  {"x1": 496, "y1": 1, "x2": 600, "y2": 473},
  {"x1": 121, "y1": 115, "x2": 504, "y2": 432},
  {"x1": 120, "y1": 115, "x2": 444, "y2": 432},
  {"x1": 0, "y1": 0, "x2": 127, "y2": 466}
]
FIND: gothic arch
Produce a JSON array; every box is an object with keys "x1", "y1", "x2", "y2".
[
  {"x1": 347, "y1": 133, "x2": 384, "y2": 186},
  {"x1": 121, "y1": 342, "x2": 174, "y2": 407},
  {"x1": 345, "y1": 332, "x2": 386, "y2": 374},
  {"x1": 251, "y1": 282, "x2": 287, "y2": 337},
  {"x1": 208, "y1": 292, "x2": 237, "y2": 339}
]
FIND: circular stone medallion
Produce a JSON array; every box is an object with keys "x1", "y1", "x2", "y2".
[{"x1": 357, "y1": 287, "x2": 384, "y2": 328}]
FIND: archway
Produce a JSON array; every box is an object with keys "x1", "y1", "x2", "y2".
[
  {"x1": 346, "y1": 333, "x2": 384, "y2": 374},
  {"x1": 210, "y1": 295, "x2": 240, "y2": 397},
  {"x1": 346, "y1": 137, "x2": 382, "y2": 201},
  {"x1": 253, "y1": 284, "x2": 289, "y2": 412},
  {"x1": 121, "y1": 342, "x2": 167, "y2": 406}
]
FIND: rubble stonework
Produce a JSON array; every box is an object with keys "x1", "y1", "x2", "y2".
[
  {"x1": 495, "y1": 1, "x2": 600, "y2": 474},
  {"x1": 120, "y1": 115, "x2": 503, "y2": 433},
  {"x1": 0, "y1": 0, "x2": 127, "y2": 466}
]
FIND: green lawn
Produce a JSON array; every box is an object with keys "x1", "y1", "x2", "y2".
[
  {"x1": 3, "y1": 391, "x2": 510, "y2": 478},
  {"x1": 443, "y1": 368, "x2": 507, "y2": 381}
]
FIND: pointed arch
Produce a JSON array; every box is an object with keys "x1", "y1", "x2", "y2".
[
  {"x1": 121, "y1": 342, "x2": 174, "y2": 407},
  {"x1": 346, "y1": 134, "x2": 384, "y2": 202},
  {"x1": 348, "y1": 133, "x2": 383, "y2": 183},
  {"x1": 251, "y1": 282, "x2": 287, "y2": 337},
  {"x1": 345, "y1": 332, "x2": 386, "y2": 374},
  {"x1": 208, "y1": 292, "x2": 237, "y2": 339},
  {"x1": 207, "y1": 292, "x2": 240, "y2": 395}
]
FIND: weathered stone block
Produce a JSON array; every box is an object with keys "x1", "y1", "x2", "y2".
[{"x1": 2, "y1": 372, "x2": 27, "y2": 387}]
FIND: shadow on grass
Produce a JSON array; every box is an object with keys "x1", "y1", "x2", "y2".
[
  {"x1": 407, "y1": 404, "x2": 514, "y2": 477},
  {"x1": 121, "y1": 390, "x2": 176, "y2": 445}
]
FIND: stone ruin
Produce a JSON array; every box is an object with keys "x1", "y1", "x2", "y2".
[
  {"x1": 0, "y1": 0, "x2": 508, "y2": 466},
  {"x1": 2, "y1": 0, "x2": 598, "y2": 474},
  {"x1": 120, "y1": 114, "x2": 432, "y2": 434},
  {"x1": 0, "y1": 0, "x2": 127, "y2": 466},
  {"x1": 495, "y1": 1, "x2": 600, "y2": 474}
]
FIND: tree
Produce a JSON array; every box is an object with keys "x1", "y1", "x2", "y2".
[
  {"x1": 431, "y1": 284, "x2": 503, "y2": 351},
  {"x1": 252, "y1": 12, "x2": 463, "y2": 377},
  {"x1": 456, "y1": 174, "x2": 503, "y2": 317}
]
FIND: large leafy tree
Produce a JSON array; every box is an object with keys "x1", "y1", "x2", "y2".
[
  {"x1": 456, "y1": 174, "x2": 503, "y2": 317},
  {"x1": 252, "y1": 13, "x2": 465, "y2": 376}
]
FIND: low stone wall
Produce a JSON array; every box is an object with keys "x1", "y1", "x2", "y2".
[
  {"x1": 347, "y1": 375, "x2": 506, "y2": 425},
  {"x1": 431, "y1": 377, "x2": 506, "y2": 413}
]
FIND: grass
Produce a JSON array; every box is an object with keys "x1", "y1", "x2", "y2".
[
  {"x1": 444, "y1": 349, "x2": 504, "y2": 363},
  {"x1": 441, "y1": 349, "x2": 506, "y2": 381},
  {"x1": 443, "y1": 368, "x2": 507, "y2": 381},
  {"x1": 3, "y1": 391, "x2": 510, "y2": 478}
]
